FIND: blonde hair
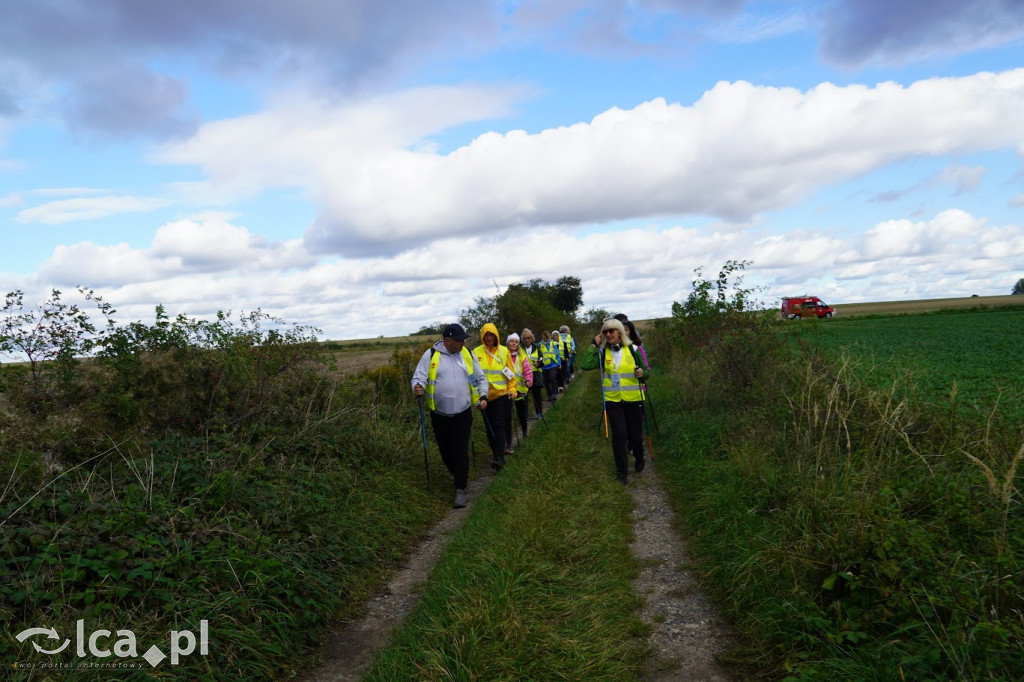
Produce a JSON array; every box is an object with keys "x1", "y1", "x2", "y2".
[
  {"x1": 599, "y1": 318, "x2": 631, "y2": 347},
  {"x1": 521, "y1": 328, "x2": 534, "y2": 341}
]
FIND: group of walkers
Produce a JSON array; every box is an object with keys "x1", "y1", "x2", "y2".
[{"x1": 412, "y1": 314, "x2": 648, "y2": 508}]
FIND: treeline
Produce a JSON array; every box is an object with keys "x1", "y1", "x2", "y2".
[{"x1": 415, "y1": 276, "x2": 611, "y2": 342}]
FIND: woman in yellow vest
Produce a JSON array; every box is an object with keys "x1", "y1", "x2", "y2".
[
  {"x1": 505, "y1": 332, "x2": 534, "y2": 446},
  {"x1": 559, "y1": 325, "x2": 577, "y2": 381},
  {"x1": 473, "y1": 322, "x2": 515, "y2": 471},
  {"x1": 539, "y1": 330, "x2": 561, "y2": 403},
  {"x1": 520, "y1": 328, "x2": 545, "y2": 419},
  {"x1": 578, "y1": 318, "x2": 646, "y2": 484},
  {"x1": 551, "y1": 330, "x2": 567, "y2": 392}
]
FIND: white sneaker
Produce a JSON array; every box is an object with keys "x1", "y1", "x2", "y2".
[{"x1": 454, "y1": 489, "x2": 467, "y2": 508}]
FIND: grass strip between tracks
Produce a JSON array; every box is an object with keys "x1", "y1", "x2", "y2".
[{"x1": 365, "y1": 371, "x2": 650, "y2": 681}]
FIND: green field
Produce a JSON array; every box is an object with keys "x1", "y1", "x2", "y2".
[{"x1": 795, "y1": 307, "x2": 1024, "y2": 424}]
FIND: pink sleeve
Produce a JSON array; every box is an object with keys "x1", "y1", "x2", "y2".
[{"x1": 523, "y1": 357, "x2": 534, "y2": 383}]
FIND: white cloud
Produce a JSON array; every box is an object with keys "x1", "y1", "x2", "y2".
[
  {"x1": 26, "y1": 207, "x2": 1024, "y2": 339},
  {"x1": 16, "y1": 195, "x2": 168, "y2": 224},
  {"x1": 152, "y1": 70, "x2": 1024, "y2": 258},
  {"x1": 38, "y1": 216, "x2": 315, "y2": 285},
  {"x1": 851, "y1": 209, "x2": 985, "y2": 261}
]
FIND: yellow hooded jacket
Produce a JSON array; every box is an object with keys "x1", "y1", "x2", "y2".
[{"x1": 472, "y1": 322, "x2": 515, "y2": 400}]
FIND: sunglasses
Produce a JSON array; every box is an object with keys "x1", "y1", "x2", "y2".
[{"x1": 602, "y1": 329, "x2": 617, "y2": 334}]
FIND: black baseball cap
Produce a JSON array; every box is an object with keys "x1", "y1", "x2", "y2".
[{"x1": 442, "y1": 323, "x2": 470, "y2": 341}]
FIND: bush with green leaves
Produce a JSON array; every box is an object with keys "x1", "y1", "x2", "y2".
[
  {"x1": 0, "y1": 287, "x2": 114, "y2": 408},
  {"x1": 652, "y1": 260, "x2": 782, "y2": 396},
  {"x1": 1, "y1": 290, "x2": 453, "y2": 680}
]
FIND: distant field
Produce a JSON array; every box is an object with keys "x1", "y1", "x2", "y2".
[
  {"x1": 795, "y1": 307, "x2": 1024, "y2": 423},
  {"x1": 322, "y1": 334, "x2": 432, "y2": 375},
  {"x1": 828, "y1": 294, "x2": 1024, "y2": 317},
  {"x1": 324, "y1": 295, "x2": 1024, "y2": 378}
]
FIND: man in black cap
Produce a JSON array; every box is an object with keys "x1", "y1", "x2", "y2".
[{"x1": 411, "y1": 324, "x2": 490, "y2": 508}]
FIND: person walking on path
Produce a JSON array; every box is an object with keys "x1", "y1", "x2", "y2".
[
  {"x1": 578, "y1": 318, "x2": 647, "y2": 485},
  {"x1": 552, "y1": 330, "x2": 567, "y2": 392},
  {"x1": 505, "y1": 332, "x2": 534, "y2": 445},
  {"x1": 411, "y1": 323, "x2": 490, "y2": 508},
  {"x1": 473, "y1": 323, "x2": 515, "y2": 471},
  {"x1": 539, "y1": 330, "x2": 561, "y2": 404},
  {"x1": 521, "y1": 329, "x2": 545, "y2": 420},
  {"x1": 559, "y1": 325, "x2": 577, "y2": 381},
  {"x1": 614, "y1": 313, "x2": 650, "y2": 371}
]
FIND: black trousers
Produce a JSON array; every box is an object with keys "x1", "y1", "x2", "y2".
[
  {"x1": 430, "y1": 407, "x2": 473, "y2": 490},
  {"x1": 542, "y1": 367, "x2": 559, "y2": 401},
  {"x1": 529, "y1": 380, "x2": 544, "y2": 415},
  {"x1": 605, "y1": 401, "x2": 644, "y2": 479},
  {"x1": 482, "y1": 396, "x2": 511, "y2": 460},
  {"x1": 508, "y1": 396, "x2": 528, "y2": 446}
]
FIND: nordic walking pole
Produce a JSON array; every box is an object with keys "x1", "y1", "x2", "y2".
[
  {"x1": 417, "y1": 395, "x2": 431, "y2": 487},
  {"x1": 480, "y1": 408, "x2": 497, "y2": 442},
  {"x1": 641, "y1": 402, "x2": 655, "y2": 460}
]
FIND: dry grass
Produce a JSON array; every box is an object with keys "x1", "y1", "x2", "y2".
[{"x1": 830, "y1": 294, "x2": 1024, "y2": 317}]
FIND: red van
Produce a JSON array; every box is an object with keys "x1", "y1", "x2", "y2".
[{"x1": 781, "y1": 296, "x2": 835, "y2": 319}]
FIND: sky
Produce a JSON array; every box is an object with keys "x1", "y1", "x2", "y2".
[{"x1": 2, "y1": 0, "x2": 1024, "y2": 340}]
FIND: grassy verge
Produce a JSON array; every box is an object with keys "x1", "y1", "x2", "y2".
[
  {"x1": 646, "y1": 319, "x2": 1023, "y2": 681},
  {"x1": 364, "y1": 372, "x2": 651, "y2": 681},
  {"x1": 0, "y1": 332, "x2": 490, "y2": 680}
]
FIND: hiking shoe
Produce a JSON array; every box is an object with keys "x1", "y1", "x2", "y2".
[
  {"x1": 454, "y1": 489, "x2": 467, "y2": 508},
  {"x1": 635, "y1": 458, "x2": 645, "y2": 474},
  {"x1": 491, "y1": 456, "x2": 505, "y2": 472},
  {"x1": 617, "y1": 474, "x2": 628, "y2": 485}
]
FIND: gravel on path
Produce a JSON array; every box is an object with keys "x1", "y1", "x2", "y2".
[
  {"x1": 628, "y1": 458, "x2": 740, "y2": 681},
  {"x1": 293, "y1": 387, "x2": 741, "y2": 681}
]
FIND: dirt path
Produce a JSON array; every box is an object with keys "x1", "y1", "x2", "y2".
[
  {"x1": 293, "y1": 394, "x2": 739, "y2": 681},
  {"x1": 629, "y1": 458, "x2": 739, "y2": 681},
  {"x1": 292, "y1": 468, "x2": 497, "y2": 682}
]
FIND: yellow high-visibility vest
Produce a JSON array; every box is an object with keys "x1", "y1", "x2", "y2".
[
  {"x1": 509, "y1": 351, "x2": 529, "y2": 398},
  {"x1": 540, "y1": 341, "x2": 558, "y2": 368},
  {"x1": 527, "y1": 344, "x2": 541, "y2": 370},
  {"x1": 425, "y1": 347, "x2": 479, "y2": 410},
  {"x1": 473, "y1": 344, "x2": 512, "y2": 398},
  {"x1": 602, "y1": 345, "x2": 643, "y2": 402}
]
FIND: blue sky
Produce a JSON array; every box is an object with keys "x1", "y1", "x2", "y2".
[{"x1": 2, "y1": 0, "x2": 1024, "y2": 339}]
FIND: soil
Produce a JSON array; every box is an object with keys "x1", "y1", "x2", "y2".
[
  {"x1": 291, "y1": 395, "x2": 740, "y2": 681},
  {"x1": 630, "y1": 459, "x2": 739, "y2": 680},
  {"x1": 290, "y1": 470, "x2": 497, "y2": 682}
]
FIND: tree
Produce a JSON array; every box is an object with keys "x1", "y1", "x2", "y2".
[
  {"x1": 550, "y1": 276, "x2": 583, "y2": 316},
  {"x1": 1012, "y1": 278, "x2": 1024, "y2": 295},
  {"x1": 671, "y1": 260, "x2": 761, "y2": 319},
  {"x1": 458, "y1": 276, "x2": 584, "y2": 341},
  {"x1": 458, "y1": 294, "x2": 499, "y2": 341},
  {"x1": 580, "y1": 307, "x2": 612, "y2": 325},
  {"x1": 412, "y1": 322, "x2": 447, "y2": 336},
  {"x1": 1, "y1": 287, "x2": 114, "y2": 394}
]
